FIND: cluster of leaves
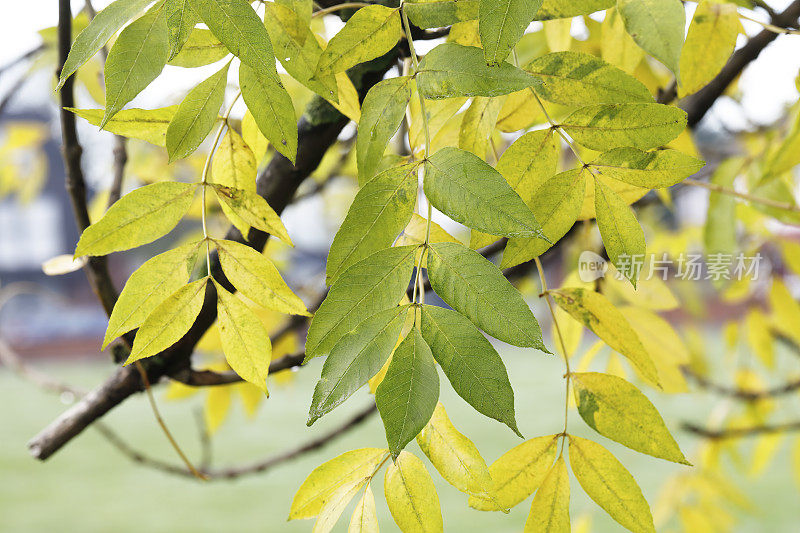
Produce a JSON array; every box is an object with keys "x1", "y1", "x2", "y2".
[{"x1": 55, "y1": 0, "x2": 800, "y2": 530}]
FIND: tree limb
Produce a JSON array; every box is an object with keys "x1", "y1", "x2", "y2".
[{"x1": 682, "y1": 420, "x2": 800, "y2": 439}]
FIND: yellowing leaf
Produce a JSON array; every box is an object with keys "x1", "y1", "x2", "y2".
[
  {"x1": 404, "y1": 0, "x2": 479, "y2": 29},
  {"x1": 290, "y1": 448, "x2": 389, "y2": 520},
  {"x1": 568, "y1": 435, "x2": 654, "y2": 533},
  {"x1": 210, "y1": 184, "x2": 292, "y2": 246},
  {"x1": 594, "y1": 177, "x2": 645, "y2": 286},
  {"x1": 589, "y1": 148, "x2": 704, "y2": 188},
  {"x1": 168, "y1": 28, "x2": 230, "y2": 68},
  {"x1": 214, "y1": 281, "x2": 271, "y2": 393},
  {"x1": 768, "y1": 280, "x2": 800, "y2": 347},
  {"x1": 551, "y1": 288, "x2": 658, "y2": 383},
  {"x1": 524, "y1": 456, "x2": 570, "y2": 533},
  {"x1": 679, "y1": 1, "x2": 741, "y2": 96},
  {"x1": 75, "y1": 182, "x2": 197, "y2": 257},
  {"x1": 618, "y1": 0, "x2": 684, "y2": 73},
  {"x1": 215, "y1": 239, "x2": 308, "y2": 316},
  {"x1": 126, "y1": 277, "x2": 208, "y2": 364},
  {"x1": 384, "y1": 451, "x2": 443, "y2": 533},
  {"x1": 104, "y1": 241, "x2": 201, "y2": 348},
  {"x1": 417, "y1": 403, "x2": 494, "y2": 498},
  {"x1": 349, "y1": 485, "x2": 379, "y2": 533},
  {"x1": 242, "y1": 111, "x2": 268, "y2": 163},
  {"x1": 571, "y1": 372, "x2": 689, "y2": 464},
  {"x1": 313, "y1": 479, "x2": 367, "y2": 533},
  {"x1": 601, "y1": 8, "x2": 643, "y2": 74},
  {"x1": 69, "y1": 106, "x2": 178, "y2": 146},
  {"x1": 468, "y1": 435, "x2": 559, "y2": 511},
  {"x1": 211, "y1": 129, "x2": 256, "y2": 192},
  {"x1": 459, "y1": 96, "x2": 504, "y2": 158},
  {"x1": 205, "y1": 384, "x2": 232, "y2": 434},
  {"x1": 745, "y1": 308, "x2": 774, "y2": 369}
]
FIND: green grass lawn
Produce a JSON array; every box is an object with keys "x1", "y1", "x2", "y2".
[{"x1": 1, "y1": 348, "x2": 797, "y2": 532}]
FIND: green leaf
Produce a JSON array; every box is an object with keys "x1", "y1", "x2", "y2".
[
  {"x1": 308, "y1": 306, "x2": 408, "y2": 424},
  {"x1": 420, "y1": 305, "x2": 519, "y2": 434},
  {"x1": 560, "y1": 103, "x2": 687, "y2": 151},
  {"x1": 166, "y1": 62, "x2": 228, "y2": 161},
  {"x1": 679, "y1": 1, "x2": 741, "y2": 96},
  {"x1": 568, "y1": 435, "x2": 655, "y2": 533},
  {"x1": 618, "y1": 0, "x2": 685, "y2": 73},
  {"x1": 103, "y1": 241, "x2": 201, "y2": 348},
  {"x1": 326, "y1": 163, "x2": 419, "y2": 284},
  {"x1": 164, "y1": 0, "x2": 199, "y2": 59},
  {"x1": 376, "y1": 328, "x2": 440, "y2": 457},
  {"x1": 526, "y1": 51, "x2": 652, "y2": 106},
  {"x1": 468, "y1": 435, "x2": 559, "y2": 510},
  {"x1": 535, "y1": 0, "x2": 614, "y2": 20},
  {"x1": 264, "y1": 3, "x2": 327, "y2": 88},
  {"x1": 479, "y1": 0, "x2": 543, "y2": 65},
  {"x1": 417, "y1": 43, "x2": 541, "y2": 99},
  {"x1": 594, "y1": 178, "x2": 645, "y2": 286},
  {"x1": 356, "y1": 77, "x2": 414, "y2": 182},
  {"x1": 427, "y1": 242, "x2": 546, "y2": 350},
  {"x1": 210, "y1": 184, "x2": 293, "y2": 246},
  {"x1": 192, "y1": 0, "x2": 277, "y2": 80},
  {"x1": 502, "y1": 168, "x2": 586, "y2": 268},
  {"x1": 102, "y1": 7, "x2": 169, "y2": 126},
  {"x1": 126, "y1": 277, "x2": 208, "y2": 364},
  {"x1": 404, "y1": 0, "x2": 479, "y2": 29},
  {"x1": 417, "y1": 403, "x2": 495, "y2": 498},
  {"x1": 314, "y1": 5, "x2": 402, "y2": 79},
  {"x1": 167, "y1": 28, "x2": 230, "y2": 68},
  {"x1": 215, "y1": 239, "x2": 309, "y2": 316},
  {"x1": 306, "y1": 246, "x2": 417, "y2": 359},
  {"x1": 589, "y1": 147, "x2": 704, "y2": 188},
  {"x1": 384, "y1": 451, "x2": 443, "y2": 532},
  {"x1": 75, "y1": 181, "x2": 197, "y2": 256},
  {"x1": 550, "y1": 288, "x2": 658, "y2": 383},
  {"x1": 290, "y1": 448, "x2": 389, "y2": 520},
  {"x1": 68, "y1": 106, "x2": 178, "y2": 146},
  {"x1": 523, "y1": 456, "x2": 570, "y2": 533},
  {"x1": 704, "y1": 157, "x2": 741, "y2": 256},
  {"x1": 57, "y1": 0, "x2": 153, "y2": 90},
  {"x1": 424, "y1": 147, "x2": 544, "y2": 238},
  {"x1": 571, "y1": 372, "x2": 689, "y2": 464},
  {"x1": 214, "y1": 280, "x2": 271, "y2": 393},
  {"x1": 239, "y1": 62, "x2": 298, "y2": 163}
]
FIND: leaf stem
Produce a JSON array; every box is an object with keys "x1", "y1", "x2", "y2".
[
  {"x1": 739, "y1": 11, "x2": 800, "y2": 34},
  {"x1": 312, "y1": 2, "x2": 371, "y2": 18},
  {"x1": 534, "y1": 257, "x2": 571, "y2": 453}
]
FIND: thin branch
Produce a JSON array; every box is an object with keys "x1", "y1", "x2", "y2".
[
  {"x1": 682, "y1": 177, "x2": 800, "y2": 213},
  {"x1": 682, "y1": 420, "x2": 800, "y2": 439},
  {"x1": 683, "y1": 367, "x2": 800, "y2": 400}
]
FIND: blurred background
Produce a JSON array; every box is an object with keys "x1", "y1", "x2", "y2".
[{"x1": 2, "y1": 1, "x2": 800, "y2": 531}]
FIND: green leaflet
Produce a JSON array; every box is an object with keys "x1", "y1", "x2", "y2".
[
  {"x1": 68, "y1": 106, "x2": 178, "y2": 146},
  {"x1": 427, "y1": 242, "x2": 546, "y2": 350},
  {"x1": 164, "y1": 0, "x2": 199, "y2": 59},
  {"x1": 502, "y1": 168, "x2": 586, "y2": 268},
  {"x1": 523, "y1": 456, "x2": 570, "y2": 533},
  {"x1": 166, "y1": 62, "x2": 228, "y2": 161},
  {"x1": 308, "y1": 306, "x2": 408, "y2": 424},
  {"x1": 167, "y1": 28, "x2": 230, "y2": 68},
  {"x1": 57, "y1": 0, "x2": 153, "y2": 90},
  {"x1": 404, "y1": 0, "x2": 479, "y2": 29},
  {"x1": 479, "y1": 0, "x2": 543, "y2": 65},
  {"x1": 290, "y1": 448, "x2": 389, "y2": 520},
  {"x1": 103, "y1": 241, "x2": 201, "y2": 349},
  {"x1": 535, "y1": 0, "x2": 614, "y2": 20},
  {"x1": 417, "y1": 403, "x2": 494, "y2": 498},
  {"x1": 384, "y1": 452, "x2": 444, "y2": 532},
  {"x1": 276, "y1": 0, "x2": 313, "y2": 24},
  {"x1": 704, "y1": 157, "x2": 741, "y2": 256},
  {"x1": 424, "y1": 147, "x2": 544, "y2": 238},
  {"x1": 102, "y1": 7, "x2": 169, "y2": 127},
  {"x1": 314, "y1": 5, "x2": 402, "y2": 80},
  {"x1": 376, "y1": 328, "x2": 440, "y2": 458},
  {"x1": 356, "y1": 77, "x2": 414, "y2": 183},
  {"x1": 210, "y1": 184, "x2": 293, "y2": 246},
  {"x1": 75, "y1": 181, "x2": 197, "y2": 256},
  {"x1": 192, "y1": 0, "x2": 277, "y2": 81},
  {"x1": 215, "y1": 239, "x2": 309, "y2": 316},
  {"x1": 618, "y1": 0, "x2": 685, "y2": 73},
  {"x1": 468, "y1": 435, "x2": 559, "y2": 510},
  {"x1": 214, "y1": 280, "x2": 271, "y2": 394},
  {"x1": 417, "y1": 43, "x2": 541, "y2": 99},
  {"x1": 420, "y1": 305, "x2": 519, "y2": 434},
  {"x1": 306, "y1": 246, "x2": 417, "y2": 359},
  {"x1": 526, "y1": 51, "x2": 652, "y2": 106},
  {"x1": 550, "y1": 288, "x2": 658, "y2": 383},
  {"x1": 560, "y1": 103, "x2": 687, "y2": 151},
  {"x1": 589, "y1": 148, "x2": 704, "y2": 188},
  {"x1": 326, "y1": 163, "x2": 419, "y2": 284},
  {"x1": 239, "y1": 62, "x2": 298, "y2": 163},
  {"x1": 568, "y1": 435, "x2": 655, "y2": 533},
  {"x1": 126, "y1": 277, "x2": 208, "y2": 364},
  {"x1": 572, "y1": 372, "x2": 690, "y2": 465},
  {"x1": 594, "y1": 178, "x2": 645, "y2": 286}
]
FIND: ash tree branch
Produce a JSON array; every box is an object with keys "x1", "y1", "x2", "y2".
[
  {"x1": 683, "y1": 367, "x2": 800, "y2": 400},
  {"x1": 682, "y1": 420, "x2": 800, "y2": 439}
]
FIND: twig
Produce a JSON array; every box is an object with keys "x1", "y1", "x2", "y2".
[
  {"x1": 682, "y1": 177, "x2": 800, "y2": 213},
  {"x1": 682, "y1": 420, "x2": 800, "y2": 439},
  {"x1": 683, "y1": 367, "x2": 800, "y2": 400}
]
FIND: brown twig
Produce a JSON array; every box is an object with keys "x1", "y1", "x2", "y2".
[
  {"x1": 682, "y1": 420, "x2": 800, "y2": 439},
  {"x1": 683, "y1": 367, "x2": 800, "y2": 400}
]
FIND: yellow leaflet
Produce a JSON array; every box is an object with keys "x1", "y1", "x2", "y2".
[
  {"x1": 543, "y1": 18, "x2": 572, "y2": 52},
  {"x1": 348, "y1": 485, "x2": 378, "y2": 533},
  {"x1": 523, "y1": 456, "x2": 570, "y2": 532},
  {"x1": 602, "y1": 262, "x2": 679, "y2": 311},
  {"x1": 745, "y1": 308, "x2": 774, "y2": 369},
  {"x1": 384, "y1": 451, "x2": 443, "y2": 532},
  {"x1": 769, "y1": 279, "x2": 800, "y2": 347},
  {"x1": 312, "y1": 479, "x2": 367, "y2": 533},
  {"x1": 205, "y1": 385, "x2": 232, "y2": 434},
  {"x1": 578, "y1": 173, "x2": 648, "y2": 220},
  {"x1": 242, "y1": 111, "x2": 268, "y2": 164},
  {"x1": 458, "y1": 96, "x2": 505, "y2": 158},
  {"x1": 749, "y1": 433, "x2": 784, "y2": 478},
  {"x1": 601, "y1": 7, "x2": 643, "y2": 74},
  {"x1": 69, "y1": 106, "x2": 178, "y2": 147},
  {"x1": 495, "y1": 89, "x2": 545, "y2": 132}
]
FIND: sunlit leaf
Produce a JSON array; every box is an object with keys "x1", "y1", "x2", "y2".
[{"x1": 384, "y1": 451, "x2": 443, "y2": 532}]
